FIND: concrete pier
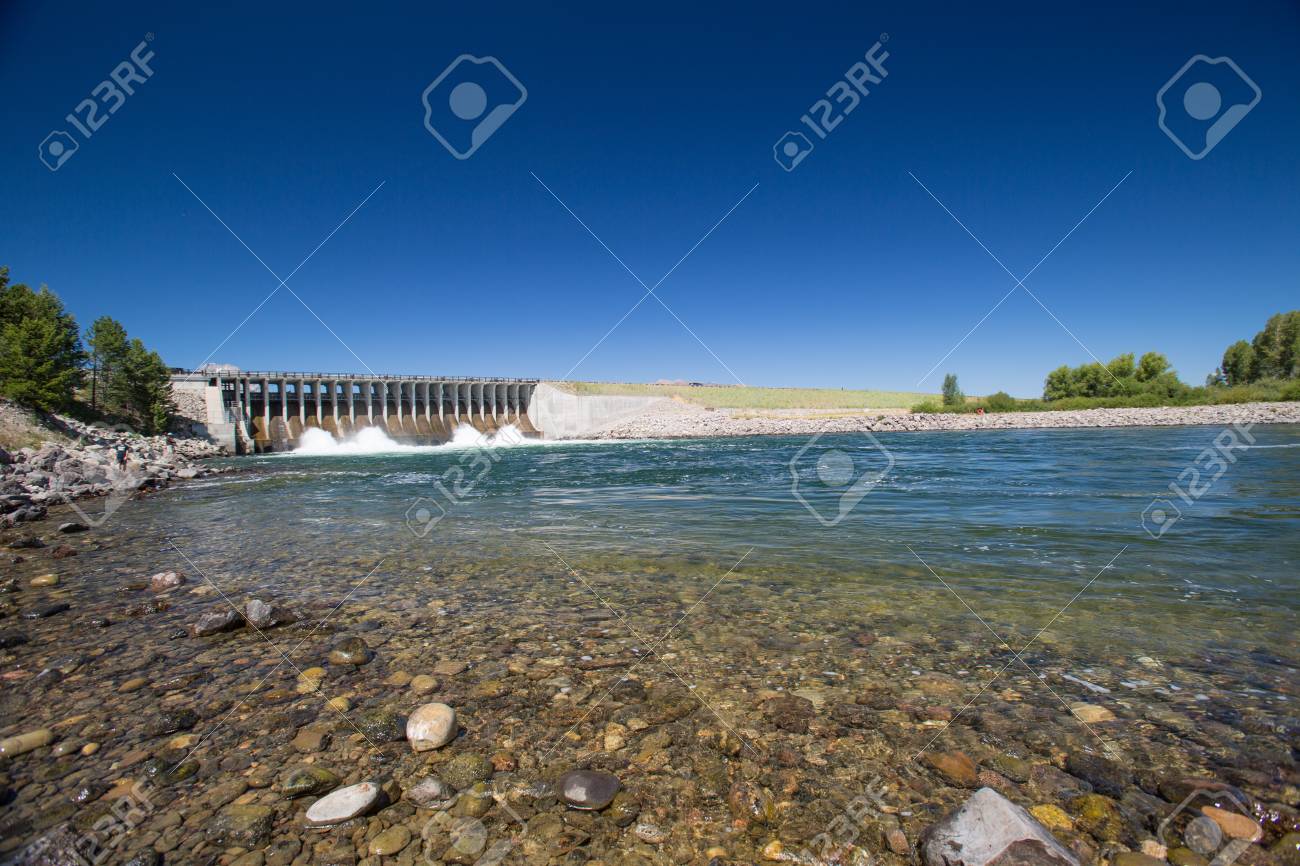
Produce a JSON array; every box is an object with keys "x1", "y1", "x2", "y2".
[{"x1": 172, "y1": 370, "x2": 540, "y2": 454}]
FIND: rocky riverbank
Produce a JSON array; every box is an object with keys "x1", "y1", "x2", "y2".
[
  {"x1": 0, "y1": 537, "x2": 1295, "y2": 866},
  {"x1": 0, "y1": 404, "x2": 229, "y2": 528},
  {"x1": 592, "y1": 400, "x2": 1300, "y2": 439}
]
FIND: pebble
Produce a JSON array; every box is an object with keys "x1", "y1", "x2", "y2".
[
  {"x1": 433, "y1": 659, "x2": 467, "y2": 676},
  {"x1": 410, "y1": 674, "x2": 438, "y2": 694},
  {"x1": 1030, "y1": 804, "x2": 1073, "y2": 832},
  {"x1": 0, "y1": 728, "x2": 54, "y2": 756},
  {"x1": 80, "y1": 742, "x2": 99, "y2": 756},
  {"x1": 369, "y1": 825, "x2": 411, "y2": 856},
  {"x1": 925, "y1": 750, "x2": 979, "y2": 788},
  {"x1": 119, "y1": 677, "x2": 148, "y2": 692},
  {"x1": 208, "y1": 804, "x2": 275, "y2": 847},
  {"x1": 296, "y1": 666, "x2": 326, "y2": 694},
  {"x1": 405, "y1": 776, "x2": 455, "y2": 809},
  {"x1": 1070, "y1": 703, "x2": 1116, "y2": 723},
  {"x1": 189, "y1": 608, "x2": 244, "y2": 637},
  {"x1": 443, "y1": 752, "x2": 494, "y2": 790},
  {"x1": 1184, "y1": 815, "x2": 1223, "y2": 855},
  {"x1": 149, "y1": 571, "x2": 185, "y2": 592},
  {"x1": 290, "y1": 728, "x2": 329, "y2": 753},
  {"x1": 29, "y1": 573, "x2": 58, "y2": 587},
  {"x1": 281, "y1": 765, "x2": 340, "y2": 798},
  {"x1": 559, "y1": 769, "x2": 621, "y2": 810},
  {"x1": 304, "y1": 781, "x2": 381, "y2": 826},
  {"x1": 23, "y1": 602, "x2": 70, "y2": 618},
  {"x1": 327, "y1": 635, "x2": 373, "y2": 665},
  {"x1": 57, "y1": 521, "x2": 88, "y2": 533},
  {"x1": 406, "y1": 702, "x2": 456, "y2": 751},
  {"x1": 1201, "y1": 805, "x2": 1262, "y2": 841}
]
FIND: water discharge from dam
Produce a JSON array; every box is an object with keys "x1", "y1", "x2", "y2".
[{"x1": 290, "y1": 423, "x2": 531, "y2": 455}]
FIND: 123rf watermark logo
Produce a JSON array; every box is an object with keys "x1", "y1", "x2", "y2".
[
  {"x1": 1141, "y1": 421, "x2": 1255, "y2": 539},
  {"x1": 38, "y1": 36, "x2": 155, "y2": 172},
  {"x1": 405, "y1": 426, "x2": 524, "y2": 537},
  {"x1": 789, "y1": 432, "x2": 894, "y2": 526},
  {"x1": 422, "y1": 55, "x2": 526, "y2": 159},
  {"x1": 774, "y1": 36, "x2": 889, "y2": 171},
  {"x1": 1157, "y1": 55, "x2": 1260, "y2": 160}
]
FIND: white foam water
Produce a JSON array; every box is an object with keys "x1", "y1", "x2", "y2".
[{"x1": 290, "y1": 423, "x2": 533, "y2": 456}]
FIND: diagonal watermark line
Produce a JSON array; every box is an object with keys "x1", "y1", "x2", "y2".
[
  {"x1": 174, "y1": 174, "x2": 385, "y2": 375},
  {"x1": 165, "y1": 544, "x2": 387, "y2": 766},
  {"x1": 533, "y1": 172, "x2": 756, "y2": 385},
  {"x1": 530, "y1": 171, "x2": 648, "y2": 289},
  {"x1": 908, "y1": 172, "x2": 1019, "y2": 281},
  {"x1": 651, "y1": 182, "x2": 760, "y2": 291},
  {"x1": 909, "y1": 170, "x2": 1132, "y2": 386},
  {"x1": 906, "y1": 545, "x2": 1127, "y2": 760}
]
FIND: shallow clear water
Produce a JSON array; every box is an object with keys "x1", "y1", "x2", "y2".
[{"x1": 144, "y1": 424, "x2": 1300, "y2": 663}]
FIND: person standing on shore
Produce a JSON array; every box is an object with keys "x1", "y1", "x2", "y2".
[{"x1": 114, "y1": 442, "x2": 128, "y2": 469}]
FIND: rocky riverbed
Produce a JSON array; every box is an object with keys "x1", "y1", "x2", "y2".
[
  {"x1": 0, "y1": 517, "x2": 1296, "y2": 866},
  {"x1": 592, "y1": 401, "x2": 1300, "y2": 440}
]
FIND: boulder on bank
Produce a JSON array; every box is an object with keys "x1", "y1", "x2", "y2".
[{"x1": 921, "y1": 787, "x2": 1079, "y2": 866}]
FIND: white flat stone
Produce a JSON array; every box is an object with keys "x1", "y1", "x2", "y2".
[
  {"x1": 921, "y1": 787, "x2": 1078, "y2": 866},
  {"x1": 406, "y1": 703, "x2": 456, "y2": 752},
  {"x1": 305, "y1": 781, "x2": 380, "y2": 826}
]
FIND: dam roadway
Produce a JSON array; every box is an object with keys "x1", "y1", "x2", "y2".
[{"x1": 172, "y1": 370, "x2": 541, "y2": 453}]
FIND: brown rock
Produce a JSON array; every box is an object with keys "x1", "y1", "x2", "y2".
[
  {"x1": 926, "y1": 750, "x2": 979, "y2": 788},
  {"x1": 1201, "y1": 806, "x2": 1262, "y2": 842}
]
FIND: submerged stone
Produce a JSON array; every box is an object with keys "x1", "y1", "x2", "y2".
[
  {"x1": 208, "y1": 803, "x2": 275, "y2": 847},
  {"x1": 406, "y1": 702, "x2": 456, "y2": 751},
  {"x1": 304, "y1": 781, "x2": 381, "y2": 826},
  {"x1": 0, "y1": 728, "x2": 55, "y2": 757},
  {"x1": 189, "y1": 608, "x2": 244, "y2": 637},
  {"x1": 559, "y1": 770, "x2": 621, "y2": 810},
  {"x1": 920, "y1": 787, "x2": 1079, "y2": 866},
  {"x1": 327, "y1": 635, "x2": 373, "y2": 665},
  {"x1": 281, "y1": 765, "x2": 340, "y2": 798}
]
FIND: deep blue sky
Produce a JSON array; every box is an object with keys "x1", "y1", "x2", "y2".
[{"x1": 3, "y1": 1, "x2": 1297, "y2": 396}]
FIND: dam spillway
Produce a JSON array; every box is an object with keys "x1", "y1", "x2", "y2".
[{"x1": 174, "y1": 371, "x2": 541, "y2": 453}]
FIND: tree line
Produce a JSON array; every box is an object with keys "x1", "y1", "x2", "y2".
[
  {"x1": 923, "y1": 309, "x2": 1299, "y2": 413},
  {"x1": 1213, "y1": 311, "x2": 1300, "y2": 387},
  {"x1": 0, "y1": 266, "x2": 174, "y2": 433}
]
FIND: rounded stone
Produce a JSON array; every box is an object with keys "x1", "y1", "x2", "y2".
[
  {"x1": 405, "y1": 776, "x2": 455, "y2": 809},
  {"x1": 369, "y1": 825, "x2": 411, "y2": 856},
  {"x1": 443, "y1": 752, "x2": 493, "y2": 790},
  {"x1": 1185, "y1": 815, "x2": 1223, "y2": 856},
  {"x1": 406, "y1": 702, "x2": 456, "y2": 751},
  {"x1": 558, "y1": 769, "x2": 621, "y2": 810},
  {"x1": 0, "y1": 729, "x2": 55, "y2": 757},
  {"x1": 280, "y1": 765, "x2": 340, "y2": 798},
  {"x1": 30, "y1": 574, "x2": 59, "y2": 587},
  {"x1": 410, "y1": 674, "x2": 438, "y2": 694},
  {"x1": 327, "y1": 635, "x2": 373, "y2": 666},
  {"x1": 208, "y1": 804, "x2": 275, "y2": 847},
  {"x1": 304, "y1": 781, "x2": 381, "y2": 826}
]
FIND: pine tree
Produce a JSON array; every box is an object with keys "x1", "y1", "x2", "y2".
[{"x1": 0, "y1": 268, "x2": 85, "y2": 411}]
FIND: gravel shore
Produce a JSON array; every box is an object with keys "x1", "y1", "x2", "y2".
[
  {"x1": 0, "y1": 405, "x2": 229, "y2": 528},
  {"x1": 592, "y1": 400, "x2": 1300, "y2": 439}
]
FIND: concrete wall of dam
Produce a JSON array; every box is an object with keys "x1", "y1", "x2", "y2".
[
  {"x1": 172, "y1": 371, "x2": 540, "y2": 454},
  {"x1": 527, "y1": 383, "x2": 668, "y2": 439}
]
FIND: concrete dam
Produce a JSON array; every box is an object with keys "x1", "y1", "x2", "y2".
[{"x1": 174, "y1": 371, "x2": 542, "y2": 453}]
